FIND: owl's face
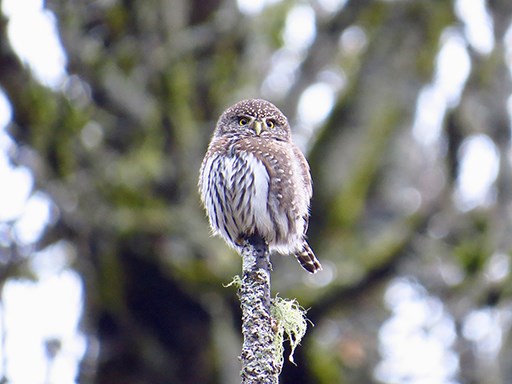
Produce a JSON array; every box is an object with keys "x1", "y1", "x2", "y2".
[{"x1": 214, "y1": 99, "x2": 291, "y2": 141}]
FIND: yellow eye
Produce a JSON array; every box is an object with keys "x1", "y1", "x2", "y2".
[
  {"x1": 239, "y1": 117, "x2": 249, "y2": 126},
  {"x1": 266, "y1": 120, "x2": 274, "y2": 129}
]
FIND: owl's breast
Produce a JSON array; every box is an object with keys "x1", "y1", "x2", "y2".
[
  {"x1": 200, "y1": 137, "x2": 306, "y2": 250},
  {"x1": 200, "y1": 148, "x2": 275, "y2": 245}
]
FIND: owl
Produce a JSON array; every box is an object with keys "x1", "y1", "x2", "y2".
[{"x1": 198, "y1": 99, "x2": 322, "y2": 273}]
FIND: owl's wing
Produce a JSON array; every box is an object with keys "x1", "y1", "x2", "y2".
[
  {"x1": 237, "y1": 137, "x2": 296, "y2": 215},
  {"x1": 291, "y1": 145, "x2": 313, "y2": 199},
  {"x1": 241, "y1": 138, "x2": 313, "y2": 235}
]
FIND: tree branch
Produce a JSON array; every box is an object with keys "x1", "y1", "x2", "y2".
[{"x1": 239, "y1": 236, "x2": 280, "y2": 383}]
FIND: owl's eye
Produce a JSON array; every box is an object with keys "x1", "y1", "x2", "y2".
[
  {"x1": 265, "y1": 120, "x2": 275, "y2": 129},
  {"x1": 238, "y1": 117, "x2": 249, "y2": 126}
]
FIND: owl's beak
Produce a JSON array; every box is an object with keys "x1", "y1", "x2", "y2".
[{"x1": 253, "y1": 120, "x2": 263, "y2": 136}]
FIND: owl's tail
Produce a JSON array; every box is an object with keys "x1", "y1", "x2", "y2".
[{"x1": 295, "y1": 242, "x2": 322, "y2": 274}]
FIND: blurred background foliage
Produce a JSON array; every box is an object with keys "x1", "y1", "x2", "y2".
[{"x1": 1, "y1": 0, "x2": 512, "y2": 383}]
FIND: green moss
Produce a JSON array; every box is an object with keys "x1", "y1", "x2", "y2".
[
  {"x1": 223, "y1": 275, "x2": 242, "y2": 289},
  {"x1": 271, "y1": 296, "x2": 309, "y2": 368}
]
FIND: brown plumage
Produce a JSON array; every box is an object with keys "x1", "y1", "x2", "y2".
[{"x1": 198, "y1": 99, "x2": 321, "y2": 273}]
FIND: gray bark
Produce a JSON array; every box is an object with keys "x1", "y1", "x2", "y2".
[{"x1": 239, "y1": 236, "x2": 280, "y2": 383}]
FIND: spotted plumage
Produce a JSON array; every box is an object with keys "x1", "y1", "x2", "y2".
[{"x1": 199, "y1": 99, "x2": 322, "y2": 273}]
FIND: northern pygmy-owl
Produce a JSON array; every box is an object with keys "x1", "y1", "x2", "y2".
[{"x1": 199, "y1": 99, "x2": 322, "y2": 273}]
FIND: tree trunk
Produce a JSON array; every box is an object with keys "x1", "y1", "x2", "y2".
[{"x1": 239, "y1": 237, "x2": 280, "y2": 383}]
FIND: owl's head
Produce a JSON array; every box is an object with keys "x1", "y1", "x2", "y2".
[{"x1": 214, "y1": 99, "x2": 291, "y2": 141}]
